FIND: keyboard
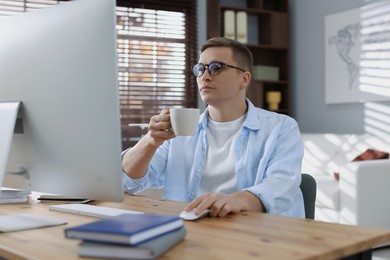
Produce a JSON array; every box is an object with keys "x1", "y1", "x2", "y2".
[{"x1": 49, "y1": 203, "x2": 143, "y2": 218}]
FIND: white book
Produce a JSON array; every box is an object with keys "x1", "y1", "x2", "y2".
[
  {"x1": 236, "y1": 11, "x2": 248, "y2": 43},
  {"x1": 224, "y1": 10, "x2": 235, "y2": 40}
]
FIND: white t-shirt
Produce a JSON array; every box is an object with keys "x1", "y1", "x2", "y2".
[{"x1": 198, "y1": 114, "x2": 246, "y2": 196}]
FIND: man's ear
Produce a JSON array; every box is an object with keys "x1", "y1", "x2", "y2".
[{"x1": 240, "y1": 71, "x2": 251, "y2": 89}]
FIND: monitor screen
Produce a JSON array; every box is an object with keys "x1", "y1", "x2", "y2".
[{"x1": 0, "y1": 0, "x2": 124, "y2": 202}]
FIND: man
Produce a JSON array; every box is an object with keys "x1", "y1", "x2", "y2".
[{"x1": 122, "y1": 37, "x2": 304, "y2": 218}]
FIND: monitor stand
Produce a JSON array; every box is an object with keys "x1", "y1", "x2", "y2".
[
  {"x1": 0, "y1": 102, "x2": 29, "y2": 203},
  {"x1": 0, "y1": 102, "x2": 21, "y2": 178}
]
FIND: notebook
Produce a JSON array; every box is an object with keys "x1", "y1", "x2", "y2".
[
  {"x1": 65, "y1": 213, "x2": 183, "y2": 245},
  {"x1": 0, "y1": 214, "x2": 66, "y2": 232}
]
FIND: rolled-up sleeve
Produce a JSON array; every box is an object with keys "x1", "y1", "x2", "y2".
[{"x1": 121, "y1": 143, "x2": 169, "y2": 194}]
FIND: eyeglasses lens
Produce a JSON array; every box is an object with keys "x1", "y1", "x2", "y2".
[
  {"x1": 193, "y1": 64, "x2": 204, "y2": 77},
  {"x1": 193, "y1": 62, "x2": 224, "y2": 77},
  {"x1": 208, "y1": 62, "x2": 222, "y2": 76}
]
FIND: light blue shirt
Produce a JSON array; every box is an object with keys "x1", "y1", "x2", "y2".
[{"x1": 123, "y1": 99, "x2": 305, "y2": 218}]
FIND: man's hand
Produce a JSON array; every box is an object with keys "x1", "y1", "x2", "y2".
[
  {"x1": 146, "y1": 109, "x2": 175, "y2": 147},
  {"x1": 183, "y1": 191, "x2": 265, "y2": 218}
]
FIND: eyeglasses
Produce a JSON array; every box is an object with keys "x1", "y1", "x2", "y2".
[{"x1": 192, "y1": 61, "x2": 246, "y2": 77}]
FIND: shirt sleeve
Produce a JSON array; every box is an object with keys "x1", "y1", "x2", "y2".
[{"x1": 121, "y1": 143, "x2": 170, "y2": 194}]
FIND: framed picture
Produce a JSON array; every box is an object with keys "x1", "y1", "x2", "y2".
[{"x1": 325, "y1": 1, "x2": 390, "y2": 104}]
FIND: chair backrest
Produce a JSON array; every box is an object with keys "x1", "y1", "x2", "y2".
[{"x1": 300, "y1": 173, "x2": 317, "y2": 219}]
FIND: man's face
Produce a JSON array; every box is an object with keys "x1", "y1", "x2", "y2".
[{"x1": 196, "y1": 47, "x2": 248, "y2": 107}]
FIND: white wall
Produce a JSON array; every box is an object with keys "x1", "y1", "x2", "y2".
[{"x1": 290, "y1": 0, "x2": 390, "y2": 137}]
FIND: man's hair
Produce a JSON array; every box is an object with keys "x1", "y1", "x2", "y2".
[{"x1": 200, "y1": 37, "x2": 253, "y2": 73}]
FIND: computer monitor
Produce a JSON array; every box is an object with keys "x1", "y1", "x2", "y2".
[{"x1": 0, "y1": 0, "x2": 124, "y2": 202}]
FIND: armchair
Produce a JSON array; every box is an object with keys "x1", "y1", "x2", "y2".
[{"x1": 301, "y1": 133, "x2": 390, "y2": 228}]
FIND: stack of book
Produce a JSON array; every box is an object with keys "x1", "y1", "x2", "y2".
[
  {"x1": 0, "y1": 188, "x2": 30, "y2": 204},
  {"x1": 65, "y1": 213, "x2": 186, "y2": 259}
]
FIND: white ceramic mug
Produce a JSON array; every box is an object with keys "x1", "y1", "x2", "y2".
[{"x1": 170, "y1": 108, "x2": 200, "y2": 136}]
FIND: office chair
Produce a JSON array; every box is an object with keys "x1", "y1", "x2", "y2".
[{"x1": 300, "y1": 173, "x2": 317, "y2": 219}]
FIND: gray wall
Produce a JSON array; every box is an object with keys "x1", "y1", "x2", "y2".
[{"x1": 290, "y1": 0, "x2": 390, "y2": 136}]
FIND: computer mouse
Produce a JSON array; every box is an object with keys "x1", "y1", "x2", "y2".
[{"x1": 179, "y1": 208, "x2": 211, "y2": 221}]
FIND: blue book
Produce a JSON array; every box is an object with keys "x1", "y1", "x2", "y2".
[
  {"x1": 78, "y1": 227, "x2": 186, "y2": 259},
  {"x1": 65, "y1": 213, "x2": 183, "y2": 245}
]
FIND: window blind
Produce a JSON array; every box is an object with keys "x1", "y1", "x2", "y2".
[
  {"x1": 0, "y1": 0, "x2": 61, "y2": 16},
  {"x1": 116, "y1": 0, "x2": 198, "y2": 149},
  {"x1": 116, "y1": 7, "x2": 187, "y2": 120}
]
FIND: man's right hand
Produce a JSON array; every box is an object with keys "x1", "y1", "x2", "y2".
[{"x1": 146, "y1": 109, "x2": 176, "y2": 147}]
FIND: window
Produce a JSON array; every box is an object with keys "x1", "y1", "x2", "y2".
[
  {"x1": 116, "y1": 0, "x2": 198, "y2": 149},
  {"x1": 0, "y1": 0, "x2": 198, "y2": 150}
]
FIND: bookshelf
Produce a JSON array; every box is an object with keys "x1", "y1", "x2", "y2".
[{"x1": 207, "y1": 0, "x2": 290, "y2": 115}]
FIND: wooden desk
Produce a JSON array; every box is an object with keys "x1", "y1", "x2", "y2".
[{"x1": 1, "y1": 195, "x2": 390, "y2": 260}]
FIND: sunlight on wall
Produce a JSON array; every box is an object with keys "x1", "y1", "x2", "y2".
[
  {"x1": 358, "y1": 1, "x2": 390, "y2": 140},
  {"x1": 364, "y1": 102, "x2": 390, "y2": 138},
  {"x1": 359, "y1": 1, "x2": 390, "y2": 98}
]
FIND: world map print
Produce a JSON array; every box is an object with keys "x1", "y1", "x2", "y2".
[
  {"x1": 328, "y1": 23, "x2": 361, "y2": 90},
  {"x1": 325, "y1": 2, "x2": 390, "y2": 104}
]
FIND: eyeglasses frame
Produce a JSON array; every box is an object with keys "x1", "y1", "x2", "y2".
[{"x1": 192, "y1": 61, "x2": 246, "y2": 77}]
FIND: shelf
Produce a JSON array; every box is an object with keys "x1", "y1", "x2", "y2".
[
  {"x1": 221, "y1": 6, "x2": 286, "y2": 15},
  {"x1": 246, "y1": 44, "x2": 288, "y2": 50},
  {"x1": 253, "y1": 79, "x2": 288, "y2": 85},
  {"x1": 221, "y1": 0, "x2": 289, "y2": 12},
  {"x1": 207, "y1": 0, "x2": 290, "y2": 115}
]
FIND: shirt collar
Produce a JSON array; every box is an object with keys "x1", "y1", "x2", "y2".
[{"x1": 198, "y1": 98, "x2": 262, "y2": 132}]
